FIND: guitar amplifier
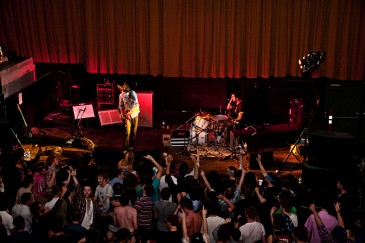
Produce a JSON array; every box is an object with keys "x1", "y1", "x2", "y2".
[
  {"x1": 97, "y1": 83, "x2": 115, "y2": 104},
  {"x1": 170, "y1": 129, "x2": 190, "y2": 146}
]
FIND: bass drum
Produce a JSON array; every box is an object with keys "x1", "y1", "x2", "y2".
[{"x1": 190, "y1": 126, "x2": 207, "y2": 145}]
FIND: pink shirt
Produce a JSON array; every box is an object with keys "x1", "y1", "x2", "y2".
[
  {"x1": 33, "y1": 172, "x2": 46, "y2": 198},
  {"x1": 304, "y1": 210, "x2": 338, "y2": 243}
]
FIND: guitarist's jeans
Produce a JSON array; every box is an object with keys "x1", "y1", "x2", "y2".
[{"x1": 124, "y1": 116, "x2": 139, "y2": 150}]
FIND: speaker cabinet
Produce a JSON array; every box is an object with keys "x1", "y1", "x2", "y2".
[
  {"x1": 98, "y1": 109, "x2": 122, "y2": 126},
  {"x1": 137, "y1": 91, "x2": 153, "y2": 127},
  {"x1": 308, "y1": 130, "x2": 355, "y2": 170}
]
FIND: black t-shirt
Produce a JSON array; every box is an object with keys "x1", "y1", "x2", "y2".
[{"x1": 228, "y1": 102, "x2": 245, "y2": 128}]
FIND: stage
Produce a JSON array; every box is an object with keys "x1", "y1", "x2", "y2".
[{"x1": 23, "y1": 109, "x2": 303, "y2": 178}]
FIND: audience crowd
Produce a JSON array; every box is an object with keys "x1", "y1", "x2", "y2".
[{"x1": 0, "y1": 144, "x2": 364, "y2": 243}]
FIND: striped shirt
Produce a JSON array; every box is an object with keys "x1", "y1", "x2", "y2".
[{"x1": 135, "y1": 196, "x2": 154, "y2": 229}]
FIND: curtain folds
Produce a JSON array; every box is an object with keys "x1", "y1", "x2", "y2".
[{"x1": 0, "y1": 0, "x2": 364, "y2": 80}]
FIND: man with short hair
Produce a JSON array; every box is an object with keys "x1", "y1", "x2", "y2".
[
  {"x1": 11, "y1": 192, "x2": 33, "y2": 233},
  {"x1": 135, "y1": 183, "x2": 155, "y2": 229},
  {"x1": 154, "y1": 187, "x2": 177, "y2": 240},
  {"x1": 238, "y1": 205, "x2": 266, "y2": 243},
  {"x1": 179, "y1": 197, "x2": 202, "y2": 238},
  {"x1": 94, "y1": 172, "x2": 114, "y2": 213},
  {"x1": 113, "y1": 193, "x2": 138, "y2": 235}
]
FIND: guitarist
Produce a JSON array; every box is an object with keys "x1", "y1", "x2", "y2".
[{"x1": 118, "y1": 82, "x2": 140, "y2": 151}]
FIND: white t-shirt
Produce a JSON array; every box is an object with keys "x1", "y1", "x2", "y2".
[
  {"x1": 239, "y1": 221, "x2": 266, "y2": 243},
  {"x1": 159, "y1": 175, "x2": 177, "y2": 202},
  {"x1": 0, "y1": 210, "x2": 14, "y2": 236},
  {"x1": 95, "y1": 183, "x2": 113, "y2": 212},
  {"x1": 203, "y1": 215, "x2": 225, "y2": 243}
]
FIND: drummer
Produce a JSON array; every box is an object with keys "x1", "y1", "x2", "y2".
[{"x1": 225, "y1": 92, "x2": 245, "y2": 144}]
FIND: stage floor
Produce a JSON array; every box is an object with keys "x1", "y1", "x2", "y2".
[{"x1": 26, "y1": 110, "x2": 303, "y2": 178}]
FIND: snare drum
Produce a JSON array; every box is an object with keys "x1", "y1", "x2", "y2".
[{"x1": 193, "y1": 116, "x2": 209, "y2": 129}]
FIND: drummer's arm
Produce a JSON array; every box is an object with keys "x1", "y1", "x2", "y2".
[
  {"x1": 235, "y1": 111, "x2": 244, "y2": 122},
  {"x1": 227, "y1": 101, "x2": 233, "y2": 110}
]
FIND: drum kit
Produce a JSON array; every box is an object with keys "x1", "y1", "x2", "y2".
[{"x1": 189, "y1": 111, "x2": 231, "y2": 147}]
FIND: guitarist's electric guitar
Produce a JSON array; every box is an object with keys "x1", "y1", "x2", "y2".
[
  {"x1": 17, "y1": 104, "x2": 32, "y2": 138},
  {"x1": 117, "y1": 106, "x2": 140, "y2": 123}
]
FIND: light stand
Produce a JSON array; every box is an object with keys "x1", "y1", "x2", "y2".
[{"x1": 278, "y1": 50, "x2": 326, "y2": 174}]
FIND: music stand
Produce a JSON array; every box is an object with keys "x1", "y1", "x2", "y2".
[{"x1": 66, "y1": 103, "x2": 96, "y2": 151}]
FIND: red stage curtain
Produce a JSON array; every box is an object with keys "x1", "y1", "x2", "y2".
[{"x1": 0, "y1": 0, "x2": 364, "y2": 80}]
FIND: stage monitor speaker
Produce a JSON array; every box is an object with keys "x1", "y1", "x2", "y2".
[
  {"x1": 249, "y1": 151, "x2": 273, "y2": 170},
  {"x1": 170, "y1": 129, "x2": 190, "y2": 147},
  {"x1": 136, "y1": 91, "x2": 153, "y2": 127},
  {"x1": 308, "y1": 130, "x2": 355, "y2": 170},
  {"x1": 98, "y1": 109, "x2": 122, "y2": 126}
]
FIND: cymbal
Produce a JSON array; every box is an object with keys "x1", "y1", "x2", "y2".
[
  {"x1": 202, "y1": 114, "x2": 214, "y2": 119},
  {"x1": 194, "y1": 111, "x2": 211, "y2": 117},
  {"x1": 213, "y1": 114, "x2": 228, "y2": 122}
]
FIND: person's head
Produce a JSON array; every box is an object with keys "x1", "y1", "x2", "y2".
[
  {"x1": 243, "y1": 171, "x2": 258, "y2": 186},
  {"x1": 227, "y1": 166, "x2": 237, "y2": 178},
  {"x1": 180, "y1": 197, "x2": 193, "y2": 211},
  {"x1": 29, "y1": 201, "x2": 46, "y2": 216},
  {"x1": 280, "y1": 174, "x2": 298, "y2": 190},
  {"x1": 82, "y1": 184, "x2": 93, "y2": 198},
  {"x1": 70, "y1": 209, "x2": 82, "y2": 222},
  {"x1": 337, "y1": 176, "x2": 351, "y2": 192},
  {"x1": 116, "y1": 228, "x2": 131, "y2": 242},
  {"x1": 34, "y1": 162, "x2": 47, "y2": 174},
  {"x1": 21, "y1": 174, "x2": 34, "y2": 188},
  {"x1": 207, "y1": 202, "x2": 221, "y2": 216},
  {"x1": 265, "y1": 172, "x2": 278, "y2": 186},
  {"x1": 224, "y1": 187, "x2": 234, "y2": 200},
  {"x1": 166, "y1": 214, "x2": 179, "y2": 227},
  {"x1": 119, "y1": 82, "x2": 131, "y2": 93},
  {"x1": 52, "y1": 184, "x2": 63, "y2": 197},
  {"x1": 116, "y1": 168, "x2": 127, "y2": 179},
  {"x1": 178, "y1": 161, "x2": 189, "y2": 176},
  {"x1": 46, "y1": 155, "x2": 58, "y2": 167},
  {"x1": 217, "y1": 223, "x2": 233, "y2": 242},
  {"x1": 245, "y1": 206, "x2": 258, "y2": 220},
  {"x1": 13, "y1": 215, "x2": 25, "y2": 230},
  {"x1": 97, "y1": 171, "x2": 109, "y2": 186},
  {"x1": 160, "y1": 187, "x2": 171, "y2": 200},
  {"x1": 143, "y1": 183, "x2": 155, "y2": 197},
  {"x1": 49, "y1": 216, "x2": 64, "y2": 233},
  {"x1": 119, "y1": 193, "x2": 130, "y2": 206},
  {"x1": 104, "y1": 230, "x2": 116, "y2": 242},
  {"x1": 20, "y1": 192, "x2": 32, "y2": 205},
  {"x1": 231, "y1": 228, "x2": 241, "y2": 241},
  {"x1": 229, "y1": 93, "x2": 238, "y2": 102}
]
